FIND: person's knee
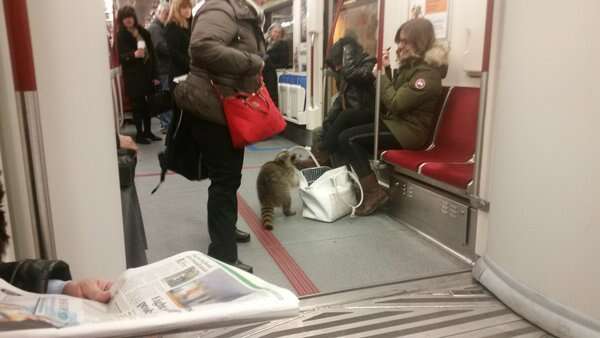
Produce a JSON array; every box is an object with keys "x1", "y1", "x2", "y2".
[
  {"x1": 338, "y1": 129, "x2": 353, "y2": 150},
  {"x1": 209, "y1": 173, "x2": 242, "y2": 194},
  {"x1": 310, "y1": 127, "x2": 322, "y2": 145}
]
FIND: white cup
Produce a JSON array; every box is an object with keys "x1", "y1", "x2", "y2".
[{"x1": 137, "y1": 40, "x2": 146, "y2": 50}]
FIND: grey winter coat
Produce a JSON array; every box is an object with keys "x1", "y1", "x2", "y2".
[{"x1": 185, "y1": 0, "x2": 266, "y2": 124}]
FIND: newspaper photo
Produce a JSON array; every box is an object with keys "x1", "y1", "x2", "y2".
[{"x1": 0, "y1": 251, "x2": 299, "y2": 337}]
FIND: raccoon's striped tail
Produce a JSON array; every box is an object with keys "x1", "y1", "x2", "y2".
[{"x1": 261, "y1": 206, "x2": 274, "y2": 230}]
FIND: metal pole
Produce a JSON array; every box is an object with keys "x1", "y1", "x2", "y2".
[
  {"x1": 3, "y1": 0, "x2": 57, "y2": 259},
  {"x1": 309, "y1": 32, "x2": 316, "y2": 109},
  {"x1": 471, "y1": 0, "x2": 495, "y2": 210},
  {"x1": 373, "y1": 0, "x2": 385, "y2": 164}
]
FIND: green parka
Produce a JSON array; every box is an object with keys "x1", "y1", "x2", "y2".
[{"x1": 381, "y1": 43, "x2": 449, "y2": 149}]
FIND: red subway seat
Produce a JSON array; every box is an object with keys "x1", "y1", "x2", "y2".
[
  {"x1": 382, "y1": 86, "x2": 480, "y2": 190},
  {"x1": 420, "y1": 162, "x2": 474, "y2": 190}
]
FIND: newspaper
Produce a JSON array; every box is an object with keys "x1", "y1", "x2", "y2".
[{"x1": 0, "y1": 251, "x2": 299, "y2": 337}]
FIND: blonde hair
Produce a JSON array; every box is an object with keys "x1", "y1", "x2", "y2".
[{"x1": 167, "y1": 0, "x2": 193, "y2": 29}]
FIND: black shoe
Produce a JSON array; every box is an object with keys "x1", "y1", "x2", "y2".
[
  {"x1": 235, "y1": 229, "x2": 251, "y2": 243},
  {"x1": 144, "y1": 132, "x2": 162, "y2": 141},
  {"x1": 232, "y1": 260, "x2": 253, "y2": 273},
  {"x1": 135, "y1": 135, "x2": 151, "y2": 144}
]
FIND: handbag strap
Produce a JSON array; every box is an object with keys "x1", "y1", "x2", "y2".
[
  {"x1": 331, "y1": 169, "x2": 364, "y2": 217},
  {"x1": 210, "y1": 79, "x2": 271, "y2": 114},
  {"x1": 210, "y1": 75, "x2": 264, "y2": 99}
]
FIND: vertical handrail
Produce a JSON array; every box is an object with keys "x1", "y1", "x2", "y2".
[
  {"x1": 471, "y1": 0, "x2": 495, "y2": 209},
  {"x1": 322, "y1": 0, "x2": 345, "y2": 119},
  {"x1": 309, "y1": 32, "x2": 316, "y2": 108},
  {"x1": 373, "y1": 0, "x2": 385, "y2": 163},
  {"x1": 3, "y1": 0, "x2": 57, "y2": 259},
  {"x1": 110, "y1": 68, "x2": 119, "y2": 132},
  {"x1": 110, "y1": 67, "x2": 125, "y2": 128},
  {"x1": 116, "y1": 67, "x2": 125, "y2": 127}
]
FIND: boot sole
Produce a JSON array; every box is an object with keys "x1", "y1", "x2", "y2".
[{"x1": 356, "y1": 193, "x2": 390, "y2": 216}]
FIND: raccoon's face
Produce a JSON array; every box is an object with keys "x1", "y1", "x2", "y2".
[{"x1": 275, "y1": 151, "x2": 297, "y2": 168}]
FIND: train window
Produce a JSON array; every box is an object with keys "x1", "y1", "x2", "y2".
[
  {"x1": 333, "y1": 0, "x2": 379, "y2": 56},
  {"x1": 325, "y1": 0, "x2": 379, "y2": 104}
]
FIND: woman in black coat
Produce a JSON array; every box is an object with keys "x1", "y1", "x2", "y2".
[
  {"x1": 294, "y1": 36, "x2": 376, "y2": 168},
  {"x1": 165, "y1": 0, "x2": 192, "y2": 83},
  {"x1": 117, "y1": 6, "x2": 161, "y2": 144},
  {"x1": 263, "y1": 24, "x2": 289, "y2": 106}
]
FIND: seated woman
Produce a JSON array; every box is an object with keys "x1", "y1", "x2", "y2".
[
  {"x1": 296, "y1": 36, "x2": 376, "y2": 168},
  {"x1": 338, "y1": 18, "x2": 448, "y2": 216},
  {"x1": 263, "y1": 23, "x2": 289, "y2": 107}
]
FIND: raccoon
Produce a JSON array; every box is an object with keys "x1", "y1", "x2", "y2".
[{"x1": 257, "y1": 151, "x2": 299, "y2": 230}]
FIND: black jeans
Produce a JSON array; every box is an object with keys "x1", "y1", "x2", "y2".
[
  {"x1": 338, "y1": 123, "x2": 402, "y2": 178},
  {"x1": 321, "y1": 107, "x2": 374, "y2": 153},
  {"x1": 131, "y1": 95, "x2": 152, "y2": 135},
  {"x1": 191, "y1": 120, "x2": 244, "y2": 263}
]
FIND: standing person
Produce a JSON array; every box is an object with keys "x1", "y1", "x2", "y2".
[
  {"x1": 165, "y1": 0, "x2": 192, "y2": 87},
  {"x1": 148, "y1": 2, "x2": 173, "y2": 134},
  {"x1": 263, "y1": 23, "x2": 289, "y2": 106},
  {"x1": 185, "y1": 0, "x2": 266, "y2": 273},
  {"x1": 338, "y1": 18, "x2": 448, "y2": 215},
  {"x1": 117, "y1": 6, "x2": 161, "y2": 144}
]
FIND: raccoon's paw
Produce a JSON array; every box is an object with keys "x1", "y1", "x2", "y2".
[
  {"x1": 284, "y1": 210, "x2": 296, "y2": 217},
  {"x1": 264, "y1": 224, "x2": 274, "y2": 231}
]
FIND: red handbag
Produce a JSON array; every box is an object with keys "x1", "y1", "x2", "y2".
[{"x1": 214, "y1": 80, "x2": 286, "y2": 149}]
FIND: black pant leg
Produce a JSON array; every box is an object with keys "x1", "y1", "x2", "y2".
[
  {"x1": 320, "y1": 106, "x2": 341, "y2": 145},
  {"x1": 338, "y1": 123, "x2": 402, "y2": 178},
  {"x1": 322, "y1": 109, "x2": 374, "y2": 153},
  {"x1": 131, "y1": 96, "x2": 148, "y2": 134},
  {"x1": 191, "y1": 120, "x2": 244, "y2": 263},
  {"x1": 143, "y1": 114, "x2": 152, "y2": 135}
]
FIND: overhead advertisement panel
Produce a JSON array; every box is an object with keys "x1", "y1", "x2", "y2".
[{"x1": 409, "y1": 0, "x2": 449, "y2": 39}]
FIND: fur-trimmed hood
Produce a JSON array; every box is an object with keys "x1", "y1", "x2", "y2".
[{"x1": 424, "y1": 42, "x2": 449, "y2": 78}]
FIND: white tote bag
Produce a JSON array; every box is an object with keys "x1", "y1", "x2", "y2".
[{"x1": 291, "y1": 147, "x2": 364, "y2": 223}]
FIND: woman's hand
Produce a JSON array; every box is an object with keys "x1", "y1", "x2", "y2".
[
  {"x1": 134, "y1": 49, "x2": 145, "y2": 58},
  {"x1": 372, "y1": 48, "x2": 392, "y2": 76},
  {"x1": 118, "y1": 134, "x2": 138, "y2": 152},
  {"x1": 382, "y1": 48, "x2": 391, "y2": 67}
]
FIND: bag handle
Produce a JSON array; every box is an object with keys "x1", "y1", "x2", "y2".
[
  {"x1": 210, "y1": 79, "x2": 271, "y2": 115},
  {"x1": 331, "y1": 170, "x2": 364, "y2": 217},
  {"x1": 288, "y1": 146, "x2": 320, "y2": 167},
  {"x1": 210, "y1": 75, "x2": 265, "y2": 99}
]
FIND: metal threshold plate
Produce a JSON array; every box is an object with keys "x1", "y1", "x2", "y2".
[{"x1": 174, "y1": 272, "x2": 551, "y2": 338}]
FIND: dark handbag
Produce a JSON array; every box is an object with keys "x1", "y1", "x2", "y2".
[
  {"x1": 149, "y1": 88, "x2": 173, "y2": 117},
  {"x1": 172, "y1": 74, "x2": 227, "y2": 125},
  {"x1": 152, "y1": 110, "x2": 207, "y2": 194},
  {"x1": 118, "y1": 148, "x2": 137, "y2": 188},
  {"x1": 213, "y1": 78, "x2": 286, "y2": 149}
]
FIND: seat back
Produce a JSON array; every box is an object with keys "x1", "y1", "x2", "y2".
[
  {"x1": 425, "y1": 86, "x2": 451, "y2": 148},
  {"x1": 433, "y1": 87, "x2": 480, "y2": 156}
]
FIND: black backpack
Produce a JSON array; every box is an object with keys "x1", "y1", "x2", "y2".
[{"x1": 152, "y1": 109, "x2": 207, "y2": 194}]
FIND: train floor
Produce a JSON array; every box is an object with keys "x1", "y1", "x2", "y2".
[
  {"x1": 183, "y1": 272, "x2": 551, "y2": 338},
  {"x1": 125, "y1": 121, "x2": 550, "y2": 337}
]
